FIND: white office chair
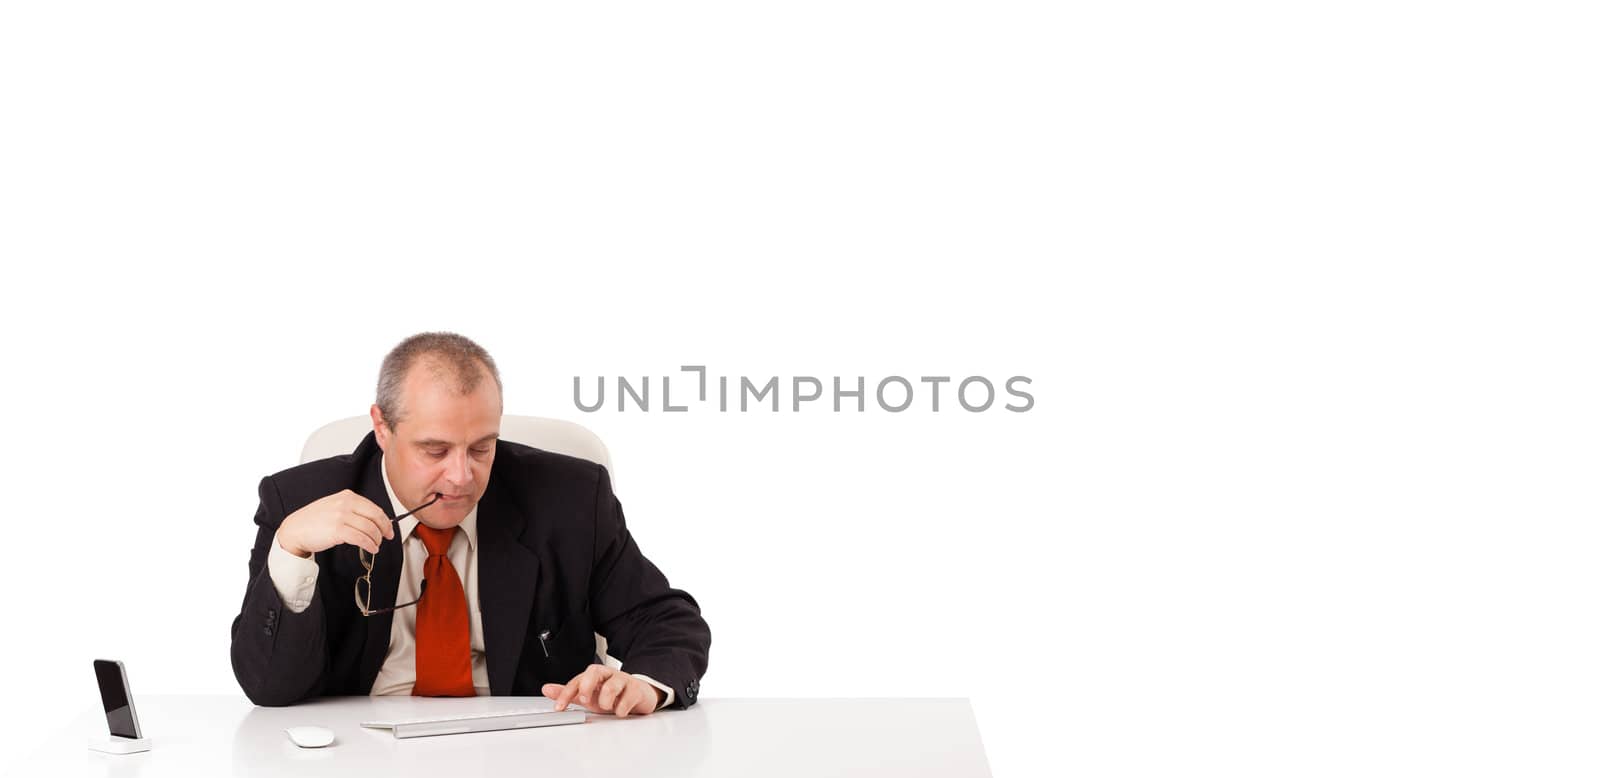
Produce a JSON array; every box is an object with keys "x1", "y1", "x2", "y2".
[
  {"x1": 300, "y1": 415, "x2": 614, "y2": 485},
  {"x1": 299, "y1": 414, "x2": 626, "y2": 672}
]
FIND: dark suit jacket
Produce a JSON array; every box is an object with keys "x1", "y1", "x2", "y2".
[{"x1": 229, "y1": 431, "x2": 710, "y2": 708}]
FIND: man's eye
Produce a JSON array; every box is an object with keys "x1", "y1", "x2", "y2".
[
  {"x1": 471, "y1": 447, "x2": 490, "y2": 456},
  {"x1": 427, "y1": 450, "x2": 447, "y2": 458}
]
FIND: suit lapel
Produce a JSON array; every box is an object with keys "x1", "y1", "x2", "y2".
[
  {"x1": 353, "y1": 436, "x2": 402, "y2": 692},
  {"x1": 478, "y1": 479, "x2": 539, "y2": 695}
]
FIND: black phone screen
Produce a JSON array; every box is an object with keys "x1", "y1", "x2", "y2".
[{"x1": 93, "y1": 660, "x2": 141, "y2": 739}]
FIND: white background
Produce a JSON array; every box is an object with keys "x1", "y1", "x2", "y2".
[{"x1": 2, "y1": 2, "x2": 1597, "y2": 775}]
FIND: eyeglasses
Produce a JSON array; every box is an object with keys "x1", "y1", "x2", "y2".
[{"x1": 354, "y1": 492, "x2": 442, "y2": 617}]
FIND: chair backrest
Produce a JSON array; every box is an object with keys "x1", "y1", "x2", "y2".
[{"x1": 300, "y1": 415, "x2": 614, "y2": 484}]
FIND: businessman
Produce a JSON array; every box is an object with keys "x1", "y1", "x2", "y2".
[{"x1": 230, "y1": 332, "x2": 710, "y2": 715}]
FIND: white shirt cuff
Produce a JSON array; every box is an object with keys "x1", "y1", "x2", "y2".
[{"x1": 266, "y1": 530, "x2": 320, "y2": 613}]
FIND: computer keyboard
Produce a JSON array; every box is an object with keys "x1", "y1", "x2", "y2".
[
  {"x1": 361, "y1": 705, "x2": 588, "y2": 738},
  {"x1": 381, "y1": 706, "x2": 556, "y2": 725}
]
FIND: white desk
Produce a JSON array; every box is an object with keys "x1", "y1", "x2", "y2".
[{"x1": 20, "y1": 696, "x2": 992, "y2": 777}]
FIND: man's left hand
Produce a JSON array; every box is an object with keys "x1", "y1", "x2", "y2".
[{"x1": 541, "y1": 665, "x2": 665, "y2": 718}]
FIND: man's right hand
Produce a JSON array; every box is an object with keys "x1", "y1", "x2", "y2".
[{"x1": 275, "y1": 489, "x2": 395, "y2": 558}]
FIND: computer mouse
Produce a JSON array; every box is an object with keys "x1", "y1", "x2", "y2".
[{"x1": 285, "y1": 725, "x2": 336, "y2": 748}]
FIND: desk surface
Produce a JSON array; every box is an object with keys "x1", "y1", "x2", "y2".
[{"x1": 21, "y1": 695, "x2": 992, "y2": 777}]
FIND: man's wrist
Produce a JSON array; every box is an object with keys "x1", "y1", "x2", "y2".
[{"x1": 275, "y1": 530, "x2": 311, "y2": 559}]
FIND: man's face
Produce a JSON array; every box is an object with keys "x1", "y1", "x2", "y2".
[{"x1": 371, "y1": 363, "x2": 501, "y2": 529}]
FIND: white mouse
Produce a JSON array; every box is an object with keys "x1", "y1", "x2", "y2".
[{"x1": 285, "y1": 725, "x2": 336, "y2": 748}]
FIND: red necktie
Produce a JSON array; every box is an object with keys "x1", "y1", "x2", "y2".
[{"x1": 411, "y1": 524, "x2": 475, "y2": 697}]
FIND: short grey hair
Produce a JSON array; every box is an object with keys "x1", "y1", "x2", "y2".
[{"x1": 376, "y1": 332, "x2": 503, "y2": 430}]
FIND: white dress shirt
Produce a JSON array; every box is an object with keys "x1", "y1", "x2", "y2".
[{"x1": 266, "y1": 454, "x2": 673, "y2": 707}]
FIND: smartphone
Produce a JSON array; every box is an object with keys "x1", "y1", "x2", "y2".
[{"x1": 92, "y1": 659, "x2": 143, "y2": 740}]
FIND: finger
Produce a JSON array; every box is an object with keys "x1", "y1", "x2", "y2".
[
  {"x1": 540, "y1": 683, "x2": 564, "y2": 700},
  {"x1": 554, "y1": 676, "x2": 582, "y2": 711},
  {"x1": 337, "y1": 525, "x2": 378, "y2": 554},
  {"x1": 343, "y1": 491, "x2": 389, "y2": 524},
  {"x1": 348, "y1": 496, "x2": 395, "y2": 539},
  {"x1": 366, "y1": 510, "x2": 395, "y2": 541},
  {"x1": 355, "y1": 507, "x2": 393, "y2": 541},
  {"x1": 598, "y1": 672, "x2": 630, "y2": 712},
  {"x1": 553, "y1": 679, "x2": 576, "y2": 711},
  {"x1": 561, "y1": 668, "x2": 603, "y2": 711},
  {"x1": 614, "y1": 684, "x2": 645, "y2": 719},
  {"x1": 343, "y1": 515, "x2": 383, "y2": 548},
  {"x1": 576, "y1": 665, "x2": 611, "y2": 707},
  {"x1": 596, "y1": 673, "x2": 626, "y2": 711}
]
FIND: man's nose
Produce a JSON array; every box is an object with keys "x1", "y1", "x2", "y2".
[{"x1": 444, "y1": 449, "x2": 474, "y2": 489}]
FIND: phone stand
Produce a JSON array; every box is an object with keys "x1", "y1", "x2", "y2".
[{"x1": 88, "y1": 735, "x2": 151, "y2": 755}]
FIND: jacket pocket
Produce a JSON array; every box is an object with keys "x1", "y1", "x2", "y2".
[{"x1": 537, "y1": 619, "x2": 596, "y2": 681}]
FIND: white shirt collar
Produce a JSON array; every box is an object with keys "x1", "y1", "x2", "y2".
[{"x1": 380, "y1": 452, "x2": 478, "y2": 551}]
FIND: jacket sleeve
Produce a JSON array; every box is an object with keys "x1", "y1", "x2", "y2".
[
  {"x1": 229, "y1": 475, "x2": 330, "y2": 706},
  {"x1": 587, "y1": 465, "x2": 711, "y2": 709}
]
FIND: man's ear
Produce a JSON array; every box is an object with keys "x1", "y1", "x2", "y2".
[{"x1": 370, "y1": 404, "x2": 390, "y2": 451}]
